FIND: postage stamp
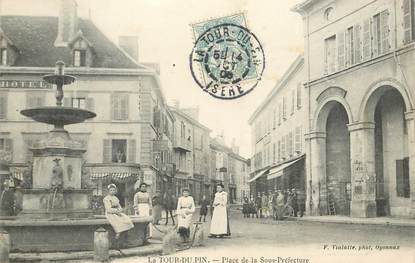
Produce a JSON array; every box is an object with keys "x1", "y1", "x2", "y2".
[{"x1": 190, "y1": 13, "x2": 265, "y2": 100}]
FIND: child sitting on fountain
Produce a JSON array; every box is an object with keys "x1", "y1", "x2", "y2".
[{"x1": 103, "y1": 184, "x2": 134, "y2": 240}]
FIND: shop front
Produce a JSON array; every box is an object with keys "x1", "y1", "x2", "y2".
[{"x1": 248, "y1": 168, "x2": 269, "y2": 198}]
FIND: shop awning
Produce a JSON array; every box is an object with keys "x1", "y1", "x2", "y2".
[
  {"x1": 248, "y1": 168, "x2": 269, "y2": 183},
  {"x1": 267, "y1": 155, "x2": 304, "y2": 180}
]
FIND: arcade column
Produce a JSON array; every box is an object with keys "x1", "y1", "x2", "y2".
[{"x1": 348, "y1": 122, "x2": 377, "y2": 218}]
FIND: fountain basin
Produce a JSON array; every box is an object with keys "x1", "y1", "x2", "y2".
[
  {"x1": 20, "y1": 107, "x2": 96, "y2": 126},
  {"x1": 0, "y1": 216, "x2": 152, "y2": 252}
]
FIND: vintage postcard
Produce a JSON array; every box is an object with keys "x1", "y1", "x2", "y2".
[{"x1": 0, "y1": 0, "x2": 414, "y2": 262}]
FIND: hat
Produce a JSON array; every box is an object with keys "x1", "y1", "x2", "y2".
[
  {"x1": 182, "y1": 188, "x2": 190, "y2": 193},
  {"x1": 138, "y1": 182, "x2": 148, "y2": 189},
  {"x1": 107, "y1": 183, "x2": 117, "y2": 190},
  {"x1": 216, "y1": 183, "x2": 225, "y2": 188}
]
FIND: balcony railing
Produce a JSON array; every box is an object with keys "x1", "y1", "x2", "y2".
[{"x1": 173, "y1": 137, "x2": 192, "y2": 152}]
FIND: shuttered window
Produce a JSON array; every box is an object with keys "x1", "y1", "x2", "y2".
[
  {"x1": 297, "y1": 83, "x2": 302, "y2": 109},
  {"x1": 324, "y1": 35, "x2": 336, "y2": 74},
  {"x1": 111, "y1": 94, "x2": 129, "y2": 120},
  {"x1": 362, "y1": 18, "x2": 372, "y2": 60},
  {"x1": 26, "y1": 93, "x2": 45, "y2": 108},
  {"x1": 396, "y1": 158, "x2": 410, "y2": 198},
  {"x1": 402, "y1": 0, "x2": 413, "y2": 44},
  {"x1": 345, "y1": 27, "x2": 354, "y2": 67},
  {"x1": 295, "y1": 126, "x2": 302, "y2": 153},
  {"x1": 354, "y1": 24, "x2": 362, "y2": 64},
  {"x1": 0, "y1": 93, "x2": 7, "y2": 119},
  {"x1": 0, "y1": 138, "x2": 13, "y2": 162},
  {"x1": 103, "y1": 139, "x2": 112, "y2": 163},
  {"x1": 337, "y1": 31, "x2": 345, "y2": 70},
  {"x1": 380, "y1": 10, "x2": 390, "y2": 54},
  {"x1": 372, "y1": 14, "x2": 381, "y2": 57},
  {"x1": 287, "y1": 132, "x2": 294, "y2": 157}
]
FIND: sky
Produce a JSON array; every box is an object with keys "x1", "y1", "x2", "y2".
[{"x1": 1, "y1": 0, "x2": 305, "y2": 158}]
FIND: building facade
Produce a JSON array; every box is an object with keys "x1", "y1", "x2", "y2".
[
  {"x1": 0, "y1": 0, "x2": 166, "y2": 214},
  {"x1": 292, "y1": 0, "x2": 415, "y2": 218},
  {"x1": 210, "y1": 136, "x2": 249, "y2": 204},
  {"x1": 169, "y1": 105, "x2": 211, "y2": 204},
  {"x1": 248, "y1": 56, "x2": 307, "y2": 200}
]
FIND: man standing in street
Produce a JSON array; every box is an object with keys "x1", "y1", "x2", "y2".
[{"x1": 255, "y1": 192, "x2": 262, "y2": 218}]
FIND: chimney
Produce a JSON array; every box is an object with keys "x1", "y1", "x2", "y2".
[
  {"x1": 119, "y1": 35, "x2": 139, "y2": 62},
  {"x1": 173, "y1": 100, "x2": 180, "y2": 109},
  {"x1": 181, "y1": 106, "x2": 199, "y2": 121},
  {"x1": 55, "y1": 0, "x2": 78, "y2": 47}
]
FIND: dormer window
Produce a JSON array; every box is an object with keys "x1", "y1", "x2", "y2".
[
  {"x1": 69, "y1": 30, "x2": 94, "y2": 67},
  {"x1": 73, "y1": 49, "x2": 86, "y2": 67},
  {"x1": 0, "y1": 48, "x2": 7, "y2": 65}
]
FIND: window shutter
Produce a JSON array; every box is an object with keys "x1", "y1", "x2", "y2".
[
  {"x1": 85, "y1": 97, "x2": 95, "y2": 112},
  {"x1": 5, "y1": 139, "x2": 13, "y2": 162},
  {"x1": 380, "y1": 10, "x2": 390, "y2": 54},
  {"x1": 337, "y1": 31, "x2": 345, "y2": 70},
  {"x1": 63, "y1": 97, "x2": 71, "y2": 107},
  {"x1": 128, "y1": 139, "x2": 136, "y2": 163},
  {"x1": 354, "y1": 24, "x2": 362, "y2": 64},
  {"x1": 372, "y1": 15, "x2": 380, "y2": 57},
  {"x1": 403, "y1": 0, "x2": 412, "y2": 44},
  {"x1": 396, "y1": 159, "x2": 405, "y2": 197},
  {"x1": 121, "y1": 95, "x2": 128, "y2": 120},
  {"x1": 0, "y1": 94, "x2": 7, "y2": 119},
  {"x1": 362, "y1": 18, "x2": 372, "y2": 61},
  {"x1": 111, "y1": 94, "x2": 118, "y2": 120},
  {"x1": 103, "y1": 139, "x2": 112, "y2": 163},
  {"x1": 25, "y1": 139, "x2": 33, "y2": 163},
  {"x1": 324, "y1": 39, "x2": 330, "y2": 75},
  {"x1": 297, "y1": 84, "x2": 302, "y2": 108}
]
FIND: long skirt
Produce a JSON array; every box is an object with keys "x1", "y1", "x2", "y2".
[
  {"x1": 210, "y1": 205, "x2": 228, "y2": 235},
  {"x1": 135, "y1": 203, "x2": 152, "y2": 237},
  {"x1": 105, "y1": 213, "x2": 134, "y2": 234},
  {"x1": 153, "y1": 204, "x2": 163, "y2": 223}
]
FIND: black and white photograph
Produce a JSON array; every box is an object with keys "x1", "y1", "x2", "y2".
[{"x1": 0, "y1": 0, "x2": 414, "y2": 262}]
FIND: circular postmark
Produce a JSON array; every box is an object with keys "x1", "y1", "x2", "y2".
[{"x1": 190, "y1": 23, "x2": 265, "y2": 100}]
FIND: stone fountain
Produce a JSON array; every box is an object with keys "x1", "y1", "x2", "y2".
[{"x1": 0, "y1": 62, "x2": 151, "y2": 253}]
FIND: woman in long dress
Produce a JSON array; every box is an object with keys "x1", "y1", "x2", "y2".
[
  {"x1": 133, "y1": 183, "x2": 153, "y2": 238},
  {"x1": 209, "y1": 184, "x2": 230, "y2": 238},
  {"x1": 176, "y1": 188, "x2": 195, "y2": 243},
  {"x1": 103, "y1": 184, "x2": 134, "y2": 239}
]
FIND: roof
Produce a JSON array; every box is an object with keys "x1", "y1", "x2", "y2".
[
  {"x1": 291, "y1": 0, "x2": 323, "y2": 13},
  {"x1": 209, "y1": 138, "x2": 248, "y2": 162},
  {"x1": 169, "y1": 106, "x2": 211, "y2": 132},
  {"x1": 248, "y1": 55, "x2": 304, "y2": 124},
  {"x1": 0, "y1": 15, "x2": 147, "y2": 69}
]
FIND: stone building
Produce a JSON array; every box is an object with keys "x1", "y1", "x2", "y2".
[
  {"x1": 248, "y1": 56, "x2": 306, "y2": 200},
  {"x1": 292, "y1": 0, "x2": 415, "y2": 218},
  {"x1": 210, "y1": 135, "x2": 249, "y2": 204},
  {"x1": 0, "y1": 0, "x2": 166, "y2": 214},
  {"x1": 169, "y1": 105, "x2": 211, "y2": 204}
]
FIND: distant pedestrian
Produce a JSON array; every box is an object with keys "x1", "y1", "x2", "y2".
[
  {"x1": 286, "y1": 189, "x2": 294, "y2": 216},
  {"x1": 199, "y1": 195, "x2": 209, "y2": 222},
  {"x1": 255, "y1": 193, "x2": 262, "y2": 218},
  {"x1": 242, "y1": 197, "x2": 250, "y2": 218},
  {"x1": 0, "y1": 182, "x2": 14, "y2": 216},
  {"x1": 291, "y1": 188, "x2": 298, "y2": 217},
  {"x1": 267, "y1": 191, "x2": 273, "y2": 219},
  {"x1": 261, "y1": 193, "x2": 268, "y2": 218},
  {"x1": 297, "y1": 189, "x2": 305, "y2": 217},
  {"x1": 271, "y1": 191, "x2": 278, "y2": 220},
  {"x1": 249, "y1": 197, "x2": 257, "y2": 218},
  {"x1": 163, "y1": 189, "x2": 176, "y2": 225},
  {"x1": 275, "y1": 190, "x2": 285, "y2": 220}
]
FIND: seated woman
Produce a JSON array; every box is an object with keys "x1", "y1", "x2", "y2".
[
  {"x1": 176, "y1": 188, "x2": 195, "y2": 243},
  {"x1": 103, "y1": 184, "x2": 134, "y2": 240}
]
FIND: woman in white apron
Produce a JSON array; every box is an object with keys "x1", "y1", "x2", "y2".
[
  {"x1": 176, "y1": 188, "x2": 195, "y2": 243},
  {"x1": 209, "y1": 184, "x2": 230, "y2": 238},
  {"x1": 133, "y1": 183, "x2": 153, "y2": 238},
  {"x1": 103, "y1": 184, "x2": 134, "y2": 239}
]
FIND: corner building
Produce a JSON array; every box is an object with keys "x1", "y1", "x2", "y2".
[{"x1": 293, "y1": 0, "x2": 415, "y2": 218}]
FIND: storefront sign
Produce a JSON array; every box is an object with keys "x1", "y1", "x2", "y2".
[{"x1": 0, "y1": 80, "x2": 52, "y2": 89}]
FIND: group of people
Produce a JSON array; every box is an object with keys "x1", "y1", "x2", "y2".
[
  {"x1": 103, "y1": 182, "x2": 231, "y2": 245},
  {"x1": 242, "y1": 188, "x2": 305, "y2": 220}
]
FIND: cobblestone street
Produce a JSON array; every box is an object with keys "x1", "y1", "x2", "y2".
[{"x1": 111, "y1": 209, "x2": 415, "y2": 263}]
